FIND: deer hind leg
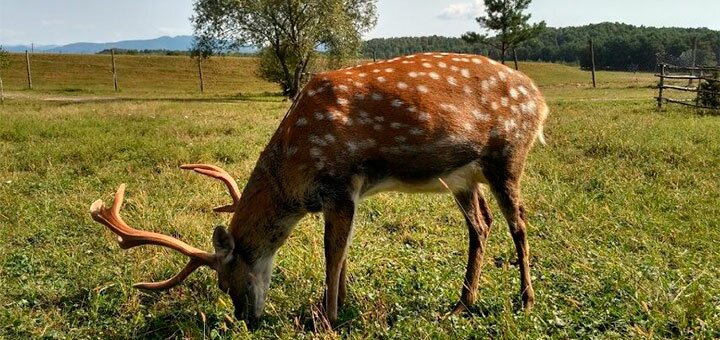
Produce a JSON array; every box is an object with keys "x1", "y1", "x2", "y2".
[
  {"x1": 485, "y1": 172, "x2": 535, "y2": 311},
  {"x1": 452, "y1": 183, "x2": 494, "y2": 314},
  {"x1": 322, "y1": 193, "x2": 356, "y2": 322}
]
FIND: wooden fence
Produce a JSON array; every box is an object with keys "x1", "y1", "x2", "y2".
[{"x1": 656, "y1": 63, "x2": 720, "y2": 110}]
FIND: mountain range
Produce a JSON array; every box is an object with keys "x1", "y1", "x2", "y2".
[{"x1": 2, "y1": 35, "x2": 256, "y2": 54}]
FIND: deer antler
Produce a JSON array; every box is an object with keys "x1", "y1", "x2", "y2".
[
  {"x1": 90, "y1": 184, "x2": 217, "y2": 290},
  {"x1": 181, "y1": 164, "x2": 241, "y2": 213}
]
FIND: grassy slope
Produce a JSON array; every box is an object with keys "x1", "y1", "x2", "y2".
[{"x1": 1, "y1": 55, "x2": 719, "y2": 339}]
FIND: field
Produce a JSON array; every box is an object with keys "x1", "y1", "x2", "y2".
[{"x1": 1, "y1": 54, "x2": 719, "y2": 339}]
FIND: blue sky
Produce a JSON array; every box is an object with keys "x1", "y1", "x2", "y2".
[{"x1": 1, "y1": 0, "x2": 719, "y2": 45}]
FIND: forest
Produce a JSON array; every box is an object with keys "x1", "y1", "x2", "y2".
[{"x1": 362, "y1": 22, "x2": 720, "y2": 72}]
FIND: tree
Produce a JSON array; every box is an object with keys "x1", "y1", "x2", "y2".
[
  {"x1": 0, "y1": 47, "x2": 9, "y2": 103},
  {"x1": 192, "y1": 0, "x2": 377, "y2": 97},
  {"x1": 462, "y1": 0, "x2": 545, "y2": 65}
]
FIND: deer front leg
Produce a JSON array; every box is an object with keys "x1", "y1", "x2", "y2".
[
  {"x1": 338, "y1": 258, "x2": 348, "y2": 308},
  {"x1": 322, "y1": 195, "x2": 356, "y2": 322},
  {"x1": 452, "y1": 184, "x2": 493, "y2": 314}
]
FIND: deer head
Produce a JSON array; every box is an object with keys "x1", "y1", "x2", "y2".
[{"x1": 89, "y1": 165, "x2": 269, "y2": 322}]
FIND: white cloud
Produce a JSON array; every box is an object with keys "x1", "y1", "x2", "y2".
[{"x1": 438, "y1": 1, "x2": 484, "y2": 20}]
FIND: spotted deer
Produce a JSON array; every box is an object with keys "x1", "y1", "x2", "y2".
[{"x1": 90, "y1": 52, "x2": 548, "y2": 324}]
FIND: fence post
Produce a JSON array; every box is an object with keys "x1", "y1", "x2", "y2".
[
  {"x1": 25, "y1": 50, "x2": 33, "y2": 90},
  {"x1": 689, "y1": 36, "x2": 698, "y2": 86},
  {"x1": 657, "y1": 64, "x2": 665, "y2": 110},
  {"x1": 589, "y1": 38, "x2": 596, "y2": 88},
  {"x1": 197, "y1": 58, "x2": 205, "y2": 93},
  {"x1": 111, "y1": 49, "x2": 119, "y2": 92}
]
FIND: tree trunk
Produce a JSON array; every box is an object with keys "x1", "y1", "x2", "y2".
[
  {"x1": 0, "y1": 73, "x2": 4, "y2": 103},
  {"x1": 500, "y1": 42, "x2": 507, "y2": 64}
]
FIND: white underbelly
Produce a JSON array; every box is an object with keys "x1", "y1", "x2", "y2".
[{"x1": 357, "y1": 162, "x2": 487, "y2": 199}]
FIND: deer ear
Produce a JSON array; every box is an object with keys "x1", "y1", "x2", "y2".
[{"x1": 212, "y1": 225, "x2": 235, "y2": 256}]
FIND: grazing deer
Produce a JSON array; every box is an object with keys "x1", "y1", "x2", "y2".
[{"x1": 90, "y1": 52, "x2": 548, "y2": 324}]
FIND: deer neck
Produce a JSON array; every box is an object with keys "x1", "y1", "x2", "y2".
[{"x1": 228, "y1": 144, "x2": 305, "y2": 264}]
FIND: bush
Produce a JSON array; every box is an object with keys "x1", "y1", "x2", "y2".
[{"x1": 698, "y1": 71, "x2": 720, "y2": 109}]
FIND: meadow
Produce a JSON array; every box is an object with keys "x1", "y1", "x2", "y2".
[{"x1": 1, "y1": 54, "x2": 719, "y2": 339}]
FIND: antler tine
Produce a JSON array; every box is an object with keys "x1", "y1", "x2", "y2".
[
  {"x1": 181, "y1": 164, "x2": 241, "y2": 213},
  {"x1": 132, "y1": 258, "x2": 204, "y2": 290},
  {"x1": 90, "y1": 184, "x2": 217, "y2": 289}
]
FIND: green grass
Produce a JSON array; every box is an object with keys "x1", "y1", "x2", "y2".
[{"x1": 1, "y1": 55, "x2": 719, "y2": 339}]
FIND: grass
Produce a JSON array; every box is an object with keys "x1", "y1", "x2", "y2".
[{"x1": 1, "y1": 55, "x2": 719, "y2": 338}]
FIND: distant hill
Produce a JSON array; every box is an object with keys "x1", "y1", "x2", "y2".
[
  {"x1": 3, "y1": 44, "x2": 59, "y2": 53},
  {"x1": 2, "y1": 35, "x2": 259, "y2": 54},
  {"x1": 47, "y1": 36, "x2": 195, "y2": 54}
]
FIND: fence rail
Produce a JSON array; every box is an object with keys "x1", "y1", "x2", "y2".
[{"x1": 656, "y1": 63, "x2": 720, "y2": 111}]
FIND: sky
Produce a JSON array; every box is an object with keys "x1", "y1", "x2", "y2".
[{"x1": 1, "y1": 0, "x2": 720, "y2": 45}]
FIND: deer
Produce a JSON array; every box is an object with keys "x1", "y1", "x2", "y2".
[{"x1": 90, "y1": 52, "x2": 549, "y2": 324}]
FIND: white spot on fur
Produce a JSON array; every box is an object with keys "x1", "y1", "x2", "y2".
[
  {"x1": 373, "y1": 69, "x2": 381, "y2": 73},
  {"x1": 518, "y1": 85, "x2": 529, "y2": 96},
  {"x1": 296, "y1": 117, "x2": 308, "y2": 126},
  {"x1": 461, "y1": 69, "x2": 471, "y2": 78},
  {"x1": 504, "y1": 119, "x2": 517, "y2": 132},
  {"x1": 491, "y1": 102, "x2": 499, "y2": 111},
  {"x1": 346, "y1": 142, "x2": 358, "y2": 152},
  {"x1": 429, "y1": 72, "x2": 441, "y2": 80},
  {"x1": 310, "y1": 147, "x2": 323, "y2": 157},
  {"x1": 440, "y1": 103, "x2": 459, "y2": 112},
  {"x1": 409, "y1": 127, "x2": 424, "y2": 135},
  {"x1": 372, "y1": 92, "x2": 383, "y2": 101},
  {"x1": 422, "y1": 62, "x2": 433, "y2": 68},
  {"x1": 391, "y1": 99, "x2": 404, "y2": 107},
  {"x1": 481, "y1": 80, "x2": 489, "y2": 91},
  {"x1": 394, "y1": 136, "x2": 407, "y2": 143},
  {"x1": 359, "y1": 73, "x2": 367, "y2": 77},
  {"x1": 377, "y1": 76, "x2": 386, "y2": 83},
  {"x1": 501, "y1": 97, "x2": 509, "y2": 107},
  {"x1": 511, "y1": 105, "x2": 519, "y2": 115},
  {"x1": 390, "y1": 122, "x2": 403, "y2": 129},
  {"x1": 314, "y1": 112, "x2": 324, "y2": 120},
  {"x1": 307, "y1": 89, "x2": 316, "y2": 97},
  {"x1": 418, "y1": 112, "x2": 430, "y2": 121},
  {"x1": 374, "y1": 124, "x2": 383, "y2": 131},
  {"x1": 409, "y1": 71, "x2": 419, "y2": 78},
  {"x1": 438, "y1": 62, "x2": 447, "y2": 68},
  {"x1": 286, "y1": 147, "x2": 298, "y2": 157},
  {"x1": 472, "y1": 58, "x2": 482, "y2": 64},
  {"x1": 407, "y1": 106, "x2": 418, "y2": 113},
  {"x1": 385, "y1": 68, "x2": 395, "y2": 73},
  {"x1": 509, "y1": 88, "x2": 519, "y2": 99},
  {"x1": 498, "y1": 71, "x2": 507, "y2": 81},
  {"x1": 447, "y1": 76, "x2": 458, "y2": 86},
  {"x1": 417, "y1": 85, "x2": 429, "y2": 93},
  {"x1": 464, "y1": 85, "x2": 473, "y2": 94},
  {"x1": 337, "y1": 98, "x2": 349, "y2": 106},
  {"x1": 354, "y1": 93, "x2": 365, "y2": 100},
  {"x1": 397, "y1": 82, "x2": 409, "y2": 90},
  {"x1": 472, "y1": 109, "x2": 490, "y2": 121}
]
